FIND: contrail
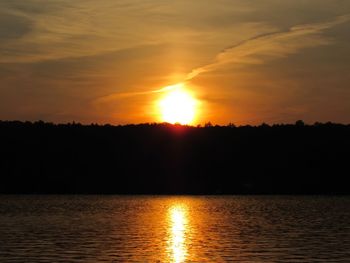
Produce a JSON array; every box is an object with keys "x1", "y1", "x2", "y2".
[
  {"x1": 96, "y1": 14, "x2": 350, "y2": 103},
  {"x1": 184, "y1": 14, "x2": 350, "y2": 81}
]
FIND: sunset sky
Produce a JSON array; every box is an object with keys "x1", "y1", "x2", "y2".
[{"x1": 1, "y1": 0, "x2": 350, "y2": 125}]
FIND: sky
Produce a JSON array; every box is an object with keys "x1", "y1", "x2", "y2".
[{"x1": 1, "y1": 0, "x2": 350, "y2": 125}]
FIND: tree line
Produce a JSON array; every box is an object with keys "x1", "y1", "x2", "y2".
[{"x1": 0, "y1": 120, "x2": 349, "y2": 194}]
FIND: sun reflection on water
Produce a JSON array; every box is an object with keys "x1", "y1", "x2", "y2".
[{"x1": 168, "y1": 204, "x2": 188, "y2": 263}]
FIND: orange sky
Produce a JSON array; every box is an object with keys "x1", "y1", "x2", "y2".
[{"x1": 1, "y1": 0, "x2": 350, "y2": 125}]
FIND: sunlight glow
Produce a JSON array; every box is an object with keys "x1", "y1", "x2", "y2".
[
  {"x1": 159, "y1": 83, "x2": 197, "y2": 125},
  {"x1": 168, "y1": 205, "x2": 188, "y2": 263}
]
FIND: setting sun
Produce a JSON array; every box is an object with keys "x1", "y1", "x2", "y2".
[{"x1": 159, "y1": 84, "x2": 197, "y2": 125}]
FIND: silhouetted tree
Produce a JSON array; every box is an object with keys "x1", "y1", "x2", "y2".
[
  {"x1": 0, "y1": 120, "x2": 349, "y2": 194},
  {"x1": 204, "y1": 122, "x2": 213, "y2": 127},
  {"x1": 295, "y1": 120, "x2": 305, "y2": 126}
]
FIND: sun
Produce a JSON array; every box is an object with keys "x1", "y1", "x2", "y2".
[{"x1": 159, "y1": 84, "x2": 197, "y2": 125}]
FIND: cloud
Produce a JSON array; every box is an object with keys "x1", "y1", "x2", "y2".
[
  {"x1": 1, "y1": 0, "x2": 252, "y2": 63},
  {"x1": 185, "y1": 14, "x2": 350, "y2": 80},
  {"x1": 96, "y1": 14, "x2": 350, "y2": 102},
  {"x1": 0, "y1": 12, "x2": 32, "y2": 39},
  {"x1": 0, "y1": 1, "x2": 161, "y2": 63}
]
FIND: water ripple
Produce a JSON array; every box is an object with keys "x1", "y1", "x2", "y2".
[{"x1": 0, "y1": 196, "x2": 349, "y2": 262}]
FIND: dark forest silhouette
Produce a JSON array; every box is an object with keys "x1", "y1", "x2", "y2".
[{"x1": 0, "y1": 120, "x2": 349, "y2": 194}]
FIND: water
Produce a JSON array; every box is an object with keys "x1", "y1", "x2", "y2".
[{"x1": 0, "y1": 196, "x2": 349, "y2": 262}]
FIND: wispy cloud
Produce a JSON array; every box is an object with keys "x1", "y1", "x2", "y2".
[
  {"x1": 185, "y1": 14, "x2": 350, "y2": 81},
  {"x1": 94, "y1": 83, "x2": 182, "y2": 106},
  {"x1": 97, "y1": 14, "x2": 350, "y2": 102}
]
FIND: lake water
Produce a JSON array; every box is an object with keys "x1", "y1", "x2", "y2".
[{"x1": 0, "y1": 196, "x2": 349, "y2": 262}]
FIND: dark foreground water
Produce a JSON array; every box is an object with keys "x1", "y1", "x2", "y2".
[{"x1": 0, "y1": 196, "x2": 349, "y2": 262}]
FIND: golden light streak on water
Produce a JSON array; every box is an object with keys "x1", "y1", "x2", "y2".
[{"x1": 168, "y1": 204, "x2": 188, "y2": 263}]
